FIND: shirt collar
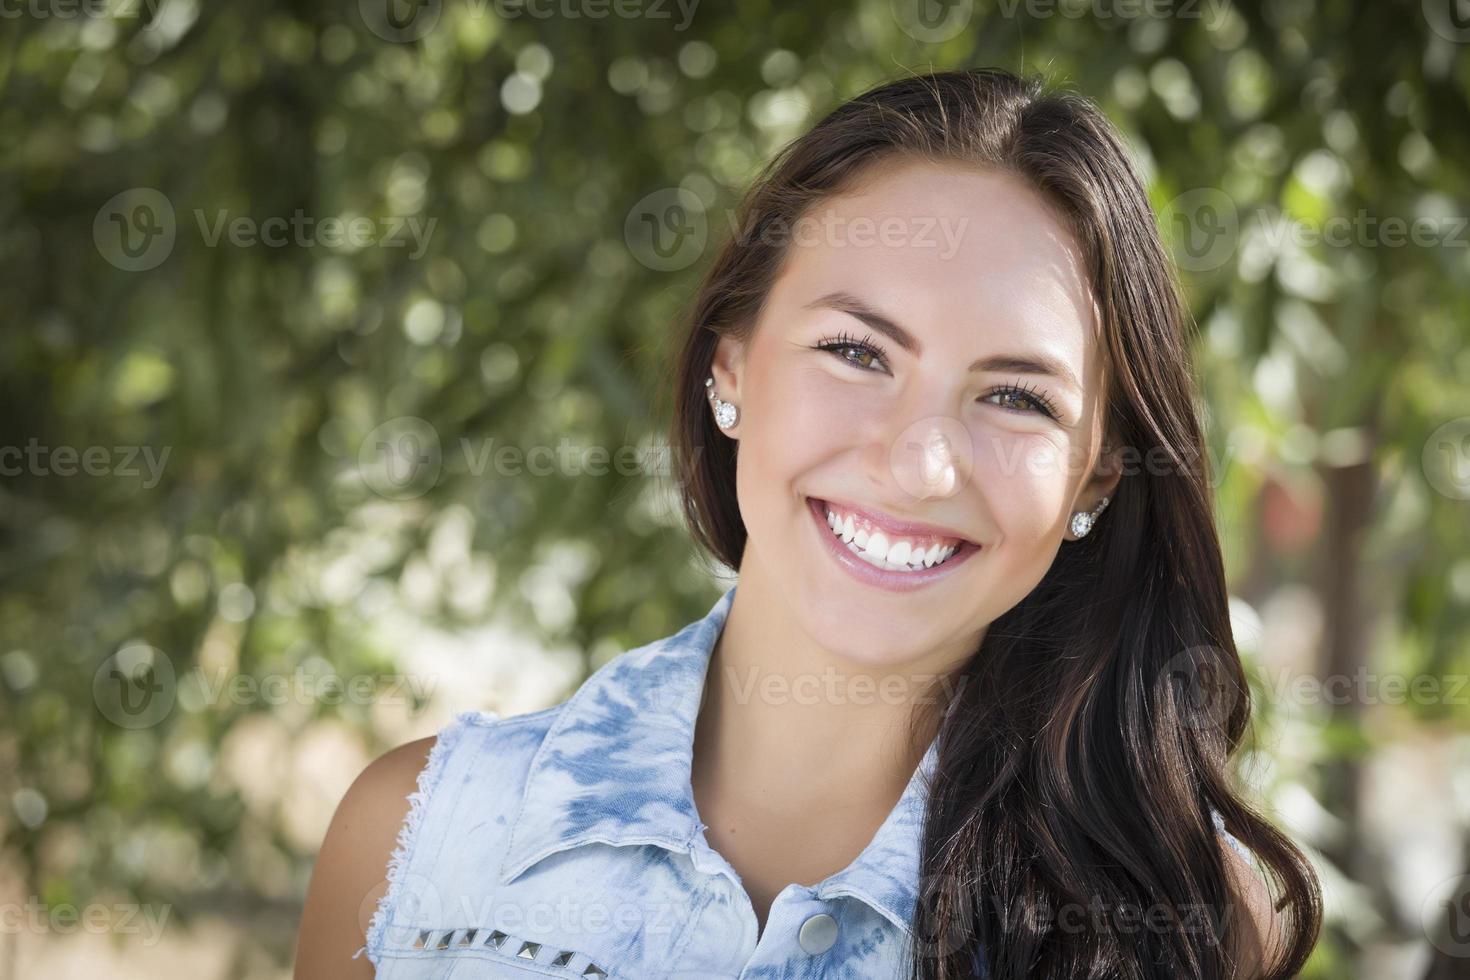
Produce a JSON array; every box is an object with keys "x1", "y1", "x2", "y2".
[{"x1": 498, "y1": 583, "x2": 940, "y2": 937}]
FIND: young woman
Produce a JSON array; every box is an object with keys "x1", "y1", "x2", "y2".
[{"x1": 295, "y1": 67, "x2": 1323, "y2": 979}]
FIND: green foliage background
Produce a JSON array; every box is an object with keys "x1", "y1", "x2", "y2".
[{"x1": 1, "y1": 0, "x2": 1468, "y2": 976}]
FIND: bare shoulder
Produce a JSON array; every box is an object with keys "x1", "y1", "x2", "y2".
[
  {"x1": 1218, "y1": 836, "x2": 1289, "y2": 979},
  {"x1": 293, "y1": 736, "x2": 438, "y2": 980}
]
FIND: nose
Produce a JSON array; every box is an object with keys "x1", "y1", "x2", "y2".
[{"x1": 865, "y1": 409, "x2": 974, "y2": 504}]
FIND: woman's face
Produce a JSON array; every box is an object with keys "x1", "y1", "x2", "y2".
[{"x1": 712, "y1": 157, "x2": 1122, "y2": 673}]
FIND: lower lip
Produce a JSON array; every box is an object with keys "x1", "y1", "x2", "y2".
[{"x1": 805, "y1": 496, "x2": 979, "y2": 594}]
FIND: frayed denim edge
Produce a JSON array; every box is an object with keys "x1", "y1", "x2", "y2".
[{"x1": 353, "y1": 709, "x2": 493, "y2": 965}]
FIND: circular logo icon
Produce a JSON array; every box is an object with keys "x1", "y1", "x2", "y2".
[
  {"x1": 891, "y1": 0, "x2": 975, "y2": 43},
  {"x1": 1160, "y1": 188, "x2": 1239, "y2": 273},
  {"x1": 1159, "y1": 645, "x2": 1240, "y2": 734},
  {"x1": 1422, "y1": 873, "x2": 1470, "y2": 958},
  {"x1": 890, "y1": 416, "x2": 975, "y2": 502},
  {"x1": 375, "y1": 871, "x2": 446, "y2": 947},
  {"x1": 94, "y1": 188, "x2": 176, "y2": 272},
  {"x1": 910, "y1": 871, "x2": 975, "y2": 960},
  {"x1": 1424, "y1": 0, "x2": 1470, "y2": 43},
  {"x1": 93, "y1": 643, "x2": 176, "y2": 729},
  {"x1": 360, "y1": 0, "x2": 442, "y2": 42},
  {"x1": 624, "y1": 187, "x2": 708, "y2": 272},
  {"x1": 358, "y1": 417, "x2": 442, "y2": 500},
  {"x1": 1423, "y1": 417, "x2": 1470, "y2": 500}
]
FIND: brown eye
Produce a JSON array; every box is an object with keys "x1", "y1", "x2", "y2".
[
  {"x1": 812, "y1": 330, "x2": 891, "y2": 374},
  {"x1": 983, "y1": 383, "x2": 1060, "y2": 420}
]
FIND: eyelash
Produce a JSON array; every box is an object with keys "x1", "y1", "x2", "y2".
[{"x1": 811, "y1": 330, "x2": 1062, "y2": 420}]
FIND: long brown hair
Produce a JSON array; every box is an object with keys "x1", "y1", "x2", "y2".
[{"x1": 668, "y1": 67, "x2": 1321, "y2": 979}]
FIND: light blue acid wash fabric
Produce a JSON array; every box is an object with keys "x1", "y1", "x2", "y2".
[{"x1": 357, "y1": 582, "x2": 1252, "y2": 979}]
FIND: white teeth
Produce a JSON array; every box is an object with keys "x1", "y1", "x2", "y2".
[
  {"x1": 822, "y1": 504, "x2": 963, "y2": 572},
  {"x1": 861, "y1": 530, "x2": 889, "y2": 561}
]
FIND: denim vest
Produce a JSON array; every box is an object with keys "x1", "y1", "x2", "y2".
[{"x1": 357, "y1": 584, "x2": 1250, "y2": 978}]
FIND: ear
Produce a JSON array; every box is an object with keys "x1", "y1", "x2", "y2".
[
  {"x1": 708, "y1": 334, "x2": 747, "y2": 436},
  {"x1": 1064, "y1": 440, "x2": 1124, "y2": 541},
  {"x1": 710, "y1": 334, "x2": 746, "y2": 396}
]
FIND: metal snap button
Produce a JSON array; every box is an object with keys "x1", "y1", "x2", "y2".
[{"x1": 798, "y1": 911, "x2": 838, "y2": 954}]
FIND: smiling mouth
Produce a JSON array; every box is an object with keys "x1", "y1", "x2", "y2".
[{"x1": 807, "y1": 496, "x2": 980, "y2": 574}]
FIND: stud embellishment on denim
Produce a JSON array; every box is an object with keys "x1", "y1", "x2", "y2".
[{"x1": 409, "y1": 925, "x2": 609, "y2": 976}]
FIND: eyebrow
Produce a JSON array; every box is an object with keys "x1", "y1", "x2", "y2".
[{"x1": 803, "y1": 290, "x2": 1083, "y2": 393}]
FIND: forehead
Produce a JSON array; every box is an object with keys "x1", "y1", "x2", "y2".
[{"x1": 773, "y1": 157, "x2": 1102, "y2": 375}]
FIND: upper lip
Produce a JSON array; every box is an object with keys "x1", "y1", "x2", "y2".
[{"x1": 814, "y1": 496, "x2": 978, "y2": 546}]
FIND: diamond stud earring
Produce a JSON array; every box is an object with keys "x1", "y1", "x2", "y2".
[
  {"x1": 1069, "y1": 496, "x2": 1111, "y2": 539},
  {"x1": 706, "y1": 376, "x2": 738, "y2": 431}
]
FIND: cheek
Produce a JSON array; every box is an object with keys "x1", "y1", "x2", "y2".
[
  {"x1": 731, "y1": 363, "x2": 838, "y2": 530},
  {"x1": 971, "y1": 431, "x2": 1075, "y2": 542},
  {"x1": 745, "y1": 361, "x2": 872, "y2": 470}
]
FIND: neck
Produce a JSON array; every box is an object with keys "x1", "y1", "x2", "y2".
[{"x1": 693, "y1": 565, "x2": 968, "y2": 814}]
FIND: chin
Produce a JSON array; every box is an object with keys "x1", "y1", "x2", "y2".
[{"x1": 800, "y1": 600, "x2": 942, "y2": 671}]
